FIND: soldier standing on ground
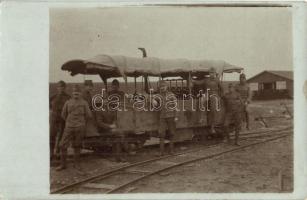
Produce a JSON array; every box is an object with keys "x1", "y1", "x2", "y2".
[
  {"x1": 156, "y1": 80, "x2": 177, "y2": 156},
  {"x1": 83, "y1": 80, "x2": 94, "y2": 110},
  {"x1": 95, "y1": 101, "x2": 127, "y2": 162},
  {"x1": 223, "y1": 84, "x2": 244, "y2": 146},
  {"x1": 49, "y1": 80, "x2": 70, "y2": 160},
  {"x1": 235, "y1": 73, "x2": 251, "y2": 130},
  {"x1": 56, "y1": 85, "x2": 92, "y2": 171}
]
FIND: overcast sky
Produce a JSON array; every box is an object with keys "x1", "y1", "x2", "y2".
[{"x1": 50, "y1": 6, "x2": 292, "y2": 83}]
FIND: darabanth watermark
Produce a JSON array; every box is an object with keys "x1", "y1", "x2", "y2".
[{"x1": 92, "y1": 89, "x2": 221, "y2": 112}]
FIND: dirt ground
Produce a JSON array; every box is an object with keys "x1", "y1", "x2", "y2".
[
  {"x1": 132, "y1": 135, "x2": 293, "y2": 193},
  {"x1": 50, "y1": 99, "x2": 293, "y2": 192}
]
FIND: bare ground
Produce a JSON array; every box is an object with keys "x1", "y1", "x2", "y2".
[
  {"x1": 50, "y1": 99, "x2": 293, "y2": 192},
  {"x1": 131, "y1": 135, "x2": 293, "y2": 193}
]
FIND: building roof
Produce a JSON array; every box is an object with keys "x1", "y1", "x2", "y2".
[
  {"x1": 266, "y1": 70, "x2": 293, "y2": 80},
  {"x1": 247, "y1": 70, "x2": 293, "y2": 83}
]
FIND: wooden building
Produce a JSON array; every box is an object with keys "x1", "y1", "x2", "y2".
[{"x1": 247, "y1": 70, "x2": 293, "y2": 100}]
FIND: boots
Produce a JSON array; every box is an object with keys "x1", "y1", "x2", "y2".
[
  {"x1": 211, "y1": 125, "x2": 216, "y2": 134},
  {"x1": 246, "y1": 113, "x2": 250, "y2": 130},
  {"x1": 113, "y1": 142, "x2": 123, "y2": 162},
  {"x1": 169, "y1": 137, "x2": 174, "y2": 155},
  {"x1": 56, "y1": 149, "x2": 67, "y2": 171},
  {"x1": 73, "y1": 148, "x2": 86, "y2": 175},
  {"x1": 73, "y1": 148, "x2": 81, "y2": 168},
  {"x1": 157, "y1": 138, "x2": 165, "y2": 156},
  {"x1": 234, "y1": 130, "x2": 240, "y2": 146},
  {"x1": 223, "y1": 126, "x2": 230, "y2": 143}
]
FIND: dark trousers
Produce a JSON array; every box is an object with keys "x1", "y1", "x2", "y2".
[
  {"x1": 50, "y1": 119, "x2": 64, "y2": 158},
  {"x1": 158, "y1": 117, "x2": 176, "y2": 154},
  {"x1": 224, "y1": 111, "x2": 241, "y2": 144},
  {"x1": 58, "y1": 126, "x2": 85, "y2": 167}
]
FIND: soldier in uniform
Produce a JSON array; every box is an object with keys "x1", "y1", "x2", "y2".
[
  {"x1": 108, "y1": 79, "x2": 125, "y2": 99},
  {"x1": 107, "y1": 79, "x2": 125, "y2": 110},
  {"x1": 223, "y1": 84, "x2": 244, "y2": 145},
  {"x1": 49, "y1": 80, "x2": 70, "y2": 160},
  {"x1": 95, "y1": 102, "x2": 127, "y2": 162},
  {"x1": 235, "y1": 73, "x2": 251, "y2": 130},
  {"x1": 83, "y1": 80, "x2": 94, "y2": 110},
  {"x1": 192, "y1": 67, "x2": 223, "y2": 134},
  {"x1": 156, "y1": 80, "x2": 177, "y2": 156},
  {"x1": 56, "y1": 85, "x2": 92, "y2": 171}
]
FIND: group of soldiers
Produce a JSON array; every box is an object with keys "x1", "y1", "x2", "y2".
[
  {"x1": 50, "y1": 79, "x2": 125, "y2": 171},
  {"x1": 50, "y1": 68, "x2": 250, "y2": 171},
  {"x1": 192, "y1": 68, "x2": 251, "y2": 145}
]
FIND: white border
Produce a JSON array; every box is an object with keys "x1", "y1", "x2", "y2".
[{"x1": 0, "y1": 1, "x2": 306, "y2": 199}]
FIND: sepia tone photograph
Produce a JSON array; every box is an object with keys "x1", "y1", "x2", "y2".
[{"x1": 49, "y1": 6, "x2": 293, "y2": 194}]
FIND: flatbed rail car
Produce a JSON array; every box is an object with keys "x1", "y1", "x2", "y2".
[{"x1": 62, "y1": 54, "x2": 243, "y2": 150}]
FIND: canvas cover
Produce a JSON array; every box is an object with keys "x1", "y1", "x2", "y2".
[{"x1": 62, "y1": 54, "x2": 243, "y2": 78}]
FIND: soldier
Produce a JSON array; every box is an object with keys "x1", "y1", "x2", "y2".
[
  {"x1": 156, "y1": 80, "x2": 177, "y2": 156},
  {"x1": 235, "y1": 73, "x2": 251, "y2": 130},
  {"x1": 83, "y1": 80, "x2": 94, "y2": 110},
  {"x1": 223, "y1": 84, "x2": 244, "y2": 146},
  {"x1": 192, "y1": 68, "x2": 223, "y2": 134},
  {"x1": 56, "y1": 85, "x2": 92, "y2": 171},
  {"x1": 49, "y1": 80, "x2": 70, "y2": 160},
  {"x1": 206, "y1": 68, "x2": 224, "y2": 134},
  {"x1": 107, "y1": 79, "x2": 125, "y2": 110},
  {"x1": 95, "y1": 101, "x2": 127, "y2": 162},
  {"x1": 108, "y1": 79, "x2": 125, "y2": 99}
]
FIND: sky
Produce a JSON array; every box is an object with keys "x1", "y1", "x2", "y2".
[{"x1": 50, "y1": 6, "x2": 292, "y2": 83}]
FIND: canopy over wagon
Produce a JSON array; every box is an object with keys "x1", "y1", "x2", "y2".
[{"x1": 61, "y1": 54, "x2": 243, "y2": 79}]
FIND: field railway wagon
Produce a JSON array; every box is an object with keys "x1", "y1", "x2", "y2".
[{"x1": 62, "y1": 54, "x2": 243, "y2": 151}]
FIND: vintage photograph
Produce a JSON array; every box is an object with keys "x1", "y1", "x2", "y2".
[{"x1": 49, "y1": 6, "x2": 293, "y2": 194}]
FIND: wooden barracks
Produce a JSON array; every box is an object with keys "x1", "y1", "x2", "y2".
[{"x1": 247, "y1": 70, "x2": 293, "y2": 100}]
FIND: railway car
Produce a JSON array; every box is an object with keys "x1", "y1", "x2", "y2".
[{"x1": 61, "y1": 53, "x2": 243, "y2": 151}]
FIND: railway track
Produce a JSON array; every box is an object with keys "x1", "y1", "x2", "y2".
[{"x1": 51, "y1": 126, "x2": 292, "y2": 194}]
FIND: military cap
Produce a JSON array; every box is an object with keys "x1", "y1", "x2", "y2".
[
  {"x1": 72, "y1": 85, "x2": 82, "y2": 93},
  {"x1": 158, "y1": 80, "x2": 168, "y2": 88},
  {"x1": 240, "y1": 73, "x2": 246, "y2": 79},
  {"x1": 58, "y1": 80, "x2": 66, "y2": 87},
  {"x1": 209, "y1": 67, "x2": 216, "y2": 73},
  {"x1": 111, "y1": 79, "x2": 120, "y2": 86},
  {"x1": 84, "y1": 80, "x2": 94, "y2": 86}
]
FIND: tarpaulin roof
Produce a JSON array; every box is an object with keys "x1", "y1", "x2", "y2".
[{"x1": 62, "y1": 54, "x2": 243, "y2": 79}]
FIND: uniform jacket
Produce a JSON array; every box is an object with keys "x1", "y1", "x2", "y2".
[
  {"x1": 82, "y1": 90, "x2": 93, "y2": 110},
  {"x1": 235, "y1": 83, "x2": 251, "y2": 102},
  {"x1": 158, "y1": 91, "x2": 177, "y2": 119},
  {"x1": 50, "y1": 92, "x2": 70, "y2": 122},
  {"x1": 224, "y1": 91, "x2": 243, "y2": 113},
  {"x1": 95, "y1": 109, "x2": 117, "y2": 131},
  {"x1": 61, "y1": 98, "x2": 92, "y2": 128}
]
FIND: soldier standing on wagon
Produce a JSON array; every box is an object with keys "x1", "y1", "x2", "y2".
[
  {"x1": 108, "y1": 79, "x2": 125, "y2": 99},
  {"x1": 56, "y1": 85, "x2": 92, "y2": 171},
  {"x1": 156, "y1": 80, "x2": 177, "y2": 156},
  {"x1": 223, "y1": 84, "x2": 244, "y2": 146},
  {"x1": 49, "y1": 80, "x2": 70, "y2": 160},
  {"x1": 192, "y1": 68, "x2": 223, "y2": 134},
  {"x1": 206, "y1": 67, "x2": 223, "y2": 134},
  {"x1": 235, "y1": 73, "x2": 251, "y2": 130}
]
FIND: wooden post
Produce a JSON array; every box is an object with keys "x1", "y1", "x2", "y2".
[
  {"x1": 134, "y1": 76, "x2": 137, "y2": 95},
  {"x1": 188, "y1": 72, "x2": 192, "y2": 95},
  {"x1": 278, "y1": 170, "x2": 284, "y2": 192}
]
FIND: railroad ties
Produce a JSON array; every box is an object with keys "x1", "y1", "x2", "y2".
[{"x1": 51, "y1": 125, "x2": 292, "y2": 194}]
